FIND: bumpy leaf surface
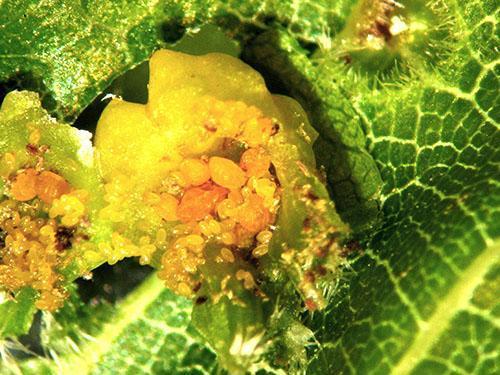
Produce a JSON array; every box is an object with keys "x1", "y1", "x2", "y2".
[
  {"x1": 0, "y1": 0, "x2": 355, "y2": 120},
  {"x1": 2, "y1": 275, "x2": 217, "y2": 375},
  {"x1": 301, "y1": 1, "x2": 500, "y2": 374}
]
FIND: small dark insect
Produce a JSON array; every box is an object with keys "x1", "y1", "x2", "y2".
[
  {"x1": 342, "y1": 54, "x2": 353, "y2": 64},
  {"x1": 268, "y1": 163, "x2": 281, "y2": 187},
  {"x1": 374, "y1": 19, "x2": 392, "y2": 41},
  {"x1": 26, "y1": 143, "x2": 39, "y2": 155},
  {"x1": 243, "y1": 248, "x2": 260, "y2": 268},
  {"x1": 270, "y1": 122, "x2": 280, "y2": 135},
  {"x1": 248, "y1": 256, "x2": 260, "y2": 269},
  {"x1": 0, "y1": 228, "x2": 6, "y2": 248},
  {"x1": 203, "y1": 120, "x2": 217, "y2": 132},
  {"x1": 340, "y1": 240, "x2": 363, "y2": 257},
  {"x1": 359, "y1": 0, "x2": 396, "y2": 42},
  {"x1": 303, "y1": 217, "x2": 312, "y2": 231},
  {"x1": 55, "y1": 226, "x2": 75, "y2": 251},
  {"x1": 316, "y1": 265, "x2": 327, "y2": 276},
  {"x1": 305, "y1": 190, "x2": 319, "y2": 201},
  {"x1": 195, "y1": 296, "x2": 208, "y2": 305},
  {"x1": 192, "y1": 281, "x2": 202, "y2": 293}
]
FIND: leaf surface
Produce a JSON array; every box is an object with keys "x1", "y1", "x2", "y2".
[
  {"x1": 299, "y1": 1, "x2": 500, "y2": 373},
  {"x1": 2, "y1": 275, "x2": 217, "y2": 375}
]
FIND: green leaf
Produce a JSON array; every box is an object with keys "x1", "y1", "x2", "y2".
[
  {"x1": 296, "y1": 1, "x2": 500, "y2": 373},
  {"x1": 8, "y1": 274, "x2": 217, "y2": 375},
  {"x1": 0, "y1": 0, "x2": 205, "y2": 120},
  {"x1": 0, "y1": 0, "x2": 356, "y2": 121},
  {"x1": 209, "y1": 0, "x2": 357, "y2": 43},
  {"x1": 0, "y1": 288, "x2": 37, "y2": 338}
]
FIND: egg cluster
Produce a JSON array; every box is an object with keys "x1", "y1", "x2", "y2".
[
  {"x1": 93, "y1": 175, "x2": 162, "y2": 266},
  {"x1": 0, "y1": 153, "x2": 88, "y2": 310},
  {"x1": 154, "y1": 98, "x2": 282, "y2": 297}
]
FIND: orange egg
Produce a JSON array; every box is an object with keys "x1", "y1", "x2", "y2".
[
  {"x1": 241, "y1": 117, "x2": 274, "y2": 147},
  {"x1": 156, "y1": 193, "x2": 179, "y2": 221},
  {"x1": 235, "y1": 193, "x2": 271, "y2": 233},
  {"x1": 177, "y1": 184, "x2": 228, "y2": 222},
  {"x1": 36, "y1": 171, "x2": 71, "y2": 204},
  {"x1": 239, "y1": 147, "x2": 271, "y2": 178},
  {"x1": 10, "y1": 168, "x2": 38, "y2": 201},
  {"x1": 179, "y1": 158, "x2": 211, "y2": 186},
  {"x1": 209, "y1": 156, "x2": 246, "y2": 189}
]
